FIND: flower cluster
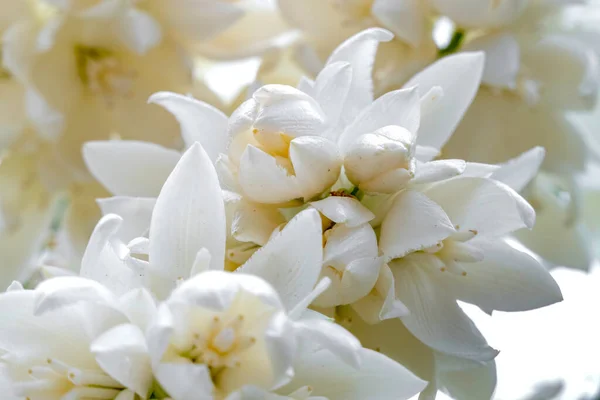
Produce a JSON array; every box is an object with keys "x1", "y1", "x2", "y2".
[{"x1": 0, "y1": 1, "x2": 598, "y2": 399}]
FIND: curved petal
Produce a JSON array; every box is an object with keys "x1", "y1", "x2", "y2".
[
  {"x1": 289, "y1": 136, "x2": 342, "y2": 200},
  {"x1": 326, "y1": 28, "x2": 394, "y2": 126},
  {"x1": 149, "y1": 91, "x2": 229, "y2": 162},
  {"x1": 237, "y1": 209, "x2": 323, "y2": 311},
  {"x1": 149, "y1": 142, "x2": 226, "y2": 288},
  {"x1": 437, "y1": 356, "x2": 497, "y2": 400},
  {"x1": 423, "y1": 176, "x2": 535, "y2": 237},
  {"x1": 91, "y1": 323, "x2": 153, "y2": 397},
  {"x1": 253, "y1": 85, "x2": 327, "y2": 137},
  {"x1": 232, "y1": 201, "x2": 285, "y2": 246},
  {"x1": 440, "y1": 240, "x2": 562, "y2": 314},
  {"x1": 339, "y1": 87, "x2": 420, "y2": 153},
  {"x1": 83, "y1": 141, "x2": 180, "y2": 197},
  {"x1": 404, "y1": 52, "x2": 485, "y2": 150},
  {"x1": 238, "y1": 145, "x2": 302, "y2": 204},
  {"x1": 490, "y1": 146, "x2": 545, "y2": 192},
  {"x1": 379, "y1": 190, "x2": 455, "y2": 261},
  {"x1": 323, "y1": 223, "x2": 378, "y2": 268},
  {"x1": 310, "y1": 196, "x2": 375, "y2": 227},
  {"x1": 391, "y1": 255, "x2": 498, "y2": 361}
]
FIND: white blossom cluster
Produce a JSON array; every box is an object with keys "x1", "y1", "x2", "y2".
[{"x1": 0, "y1": 1, "x2": 599, "y2": 400}]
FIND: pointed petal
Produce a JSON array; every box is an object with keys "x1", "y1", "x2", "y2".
[
  {"x1": 149, "y1": 142, "x2": 226, "y2": 286},
  {"x1": 326, "y1": 28, "x2": 394, "y2": 126},
  {"x1": 310, "y1": 196, "x2": 374, "y2": 227},
  {"x1": 379, "y1": 190, "x2": 455, "y2": 261},
  {"x1": 443, "y1": 240, "x2": 562, "y2": 313},
  {"x1": 404, "y1": 52, "x2": 485, "y2": 150},
  {"x1": 25, "y1": 88, "x2": 64, "y2": 140},
  {"x1": 392, "y1": 255, "x2": 498, "y2": 361},
  {"x1": 490, "y1": 147, "x2": 545, "y2": 192},
  {"x1": 464, "y1": 33, "x2": 520, "y2": 89},
  {"x1": 149, "y1": 92, "x2": 229, "y2": 162},
  {"x1": 237, "y1": 209, "x2": 322, "y2": 311},
  {"x1": 424, "y1": 176, "x2": 535, "y2": 237},
  {"x1": 83, "y1": 141, "x2": 180, "y2": 197},
  {"x1": 339, "y1": 87, "x2": 420, "y2": 153},
  {"x1": 91, "y1": 323, "x2": 153, "y2": 398},
  {"x1": 438, "y1": 357, "x2": 497, "y2": 400}
]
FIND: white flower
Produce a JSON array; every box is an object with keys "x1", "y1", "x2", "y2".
[{"x1": 0, "y1": 277, "x2": 156, "y2": 399}]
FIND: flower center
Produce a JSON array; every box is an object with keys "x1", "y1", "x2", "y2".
[
  {"x1": 185, "y1": 314, "x2": 257, "y2": 373},
  {"x1": 422, "y1": 228, "x2": 483, "y2": 276},
  {"x1": 75, "y1": 46, "x2": 136, "y2": 105},
  {"x1": 13, "y1": 357, "x2": 124, "y2": 400}
]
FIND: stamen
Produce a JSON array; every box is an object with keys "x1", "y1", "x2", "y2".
[
  {"x1": 63, "y1": 386, "x2": 122, "y2": 400},
  {"x1": 212, "y1": 328, "x2": 236, "y2": 353},
  {"x1": 67, "y1": 368, "x2": 124, "y2": 388}
]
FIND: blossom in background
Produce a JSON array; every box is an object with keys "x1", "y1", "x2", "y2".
[{"x1": 0, "y1": 0, "x2": 291, "y2": 287}]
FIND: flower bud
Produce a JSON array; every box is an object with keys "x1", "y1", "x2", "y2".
[{"x1": 344, "y1": 125, "x2": 416, "y2": 193}]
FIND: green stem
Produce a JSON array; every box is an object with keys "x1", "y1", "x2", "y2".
[{"x1": 438, "y1": 29, "x2": 465, "y2": 57}]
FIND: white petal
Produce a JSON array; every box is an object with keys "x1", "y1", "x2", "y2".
[
  {"x1": 149, "y1": 92, "x2": 229, "y2": 162},
  {"x1": 6, "y1": 281, "x2": 24, "y2": 292},
  {"x1": 288, "y1": 347, "x2": 427, "y2": 400},
  {"x1": 464, "y1": 33, "x2": 520, "y2": 89},
  {"x1": 118, "y1": 288, "x2": 157, "y2": 331},
  {"x1": 430, "y1": 0, "x2": 525, "y2": 28},
  {"x1": 149, "y1": 142, "x2": 226, "y2": 287},
  {"x1": 490, "y1": 146, "x2": 545, "y2": 192},
  {"x1": 323, "y1": 223, "x2": 378, "y2": 268},
  {"x1": 379, "y1": 190, "x2": 455, "y2": 261},
  {"x1": 253, "y1": 84, "x2": 327, "y2": 137},
  {"x1": 237, "y1": 209, "x2": 322, "y2": 311},
  {"x1": 339, "y1": 87, "x2": 420, "y2": 153},
  {"x1": 83, "y1": 141, "x2": 180, "y2": 197},
  {"x1": 442, "y1": 239, "x2": 562, "y2": 313},
  {"x1": 404, "y1": 52, "x2": 485, "y2": 150},
  {"x1": 97, "y1": 197, "x2": 156, "y2": 242},
  {"x1": 313, "y1": 61, "x2": 352, "y2": 131},
  {"x1": 189, "y1": 247, "x2": 212, "y2": 277},
  {"x1": 289, "y1": 278, "x2": 331, "y2": 320},
  {"x1": 154, "y1": 362, "x2": 214, "y2": 400},
  {"x1": 289, "y1": 136, "x2": 342, "y2": 200},
  {"x1": 352, "y1": 263, "x2": 410, "y2": 324},
  {"x1": 326, "y1": 28, "x2": 394, "y2": 126},
  {"x1": 34, "y1": 276, "x2": 120, "y2": 316},
  {"x1": 423, "y1": 176, "x2": 535, "y2": 237},
  {"x1": 294, "y1": 318, "x2": 362, "y2": 368},
  {"x1": 411, "y1": 159, "x2": 466, "y2": 185},
  {"x1": 340, "y1": 257, "x2": 383, "y2": 305},
  {"x1": 81, "y1": 214, "x2": 143, "y2": 295},
  {"x1": 310, "y1": 196, "x2": 375, "y2": 227},
  {"x1": 232, "y1": 200, "x2": 285, "y2": 246},
  {"x1": 392, "y1": 255, "x2": 498, "y2": 361},
  {"x1": 118, "y1": 8, "x2": 162, "y2": 54},
  {"x1": 238, "y1": 145, "x2": 302, "y2": 203},
  {"x1": 91, "y1": 323, "x2": 153, "y2": 397},
  {"x1": 371, "y1": 0, "x2": 426, "y2": 47}
]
